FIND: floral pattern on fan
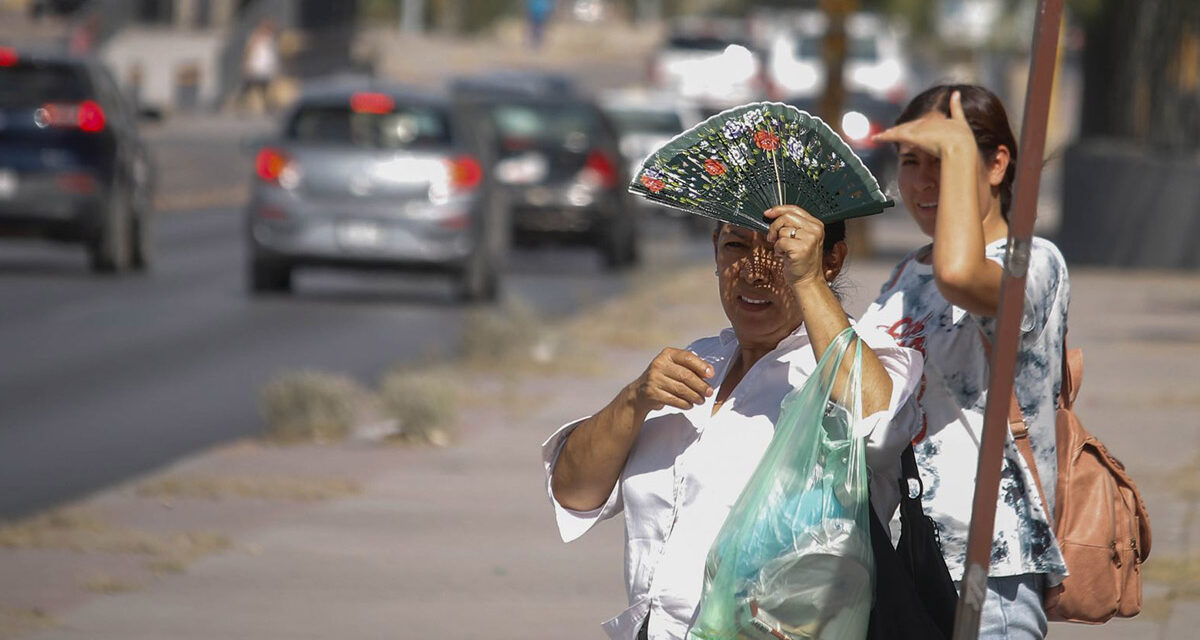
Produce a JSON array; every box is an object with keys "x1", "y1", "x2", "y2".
[{"x1": 629, "y1": 102, "x2": 893, "y2": 232}]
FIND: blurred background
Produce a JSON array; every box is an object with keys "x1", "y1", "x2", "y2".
[{"x1": 0, "y1": 1, "x2": 1198, "y2": 636}]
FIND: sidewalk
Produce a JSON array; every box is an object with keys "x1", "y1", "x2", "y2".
[{"x1": 2, "y1": 244, "x2": 1198, "y2": 639}]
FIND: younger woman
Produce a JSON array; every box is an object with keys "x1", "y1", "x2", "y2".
[{"x1": 864, "y1": 84, "x2": 1070, "y2": 640}]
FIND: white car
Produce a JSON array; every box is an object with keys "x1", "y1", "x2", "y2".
[
  {"x1": 649, "y1": 18, "x2": 766, "y2": 113},
  {"x1": 598, "y1": 88, "x2": 710, "y2": 231},
  {"x1": 766, "y1": 11, "x2": 911, "y2": 104},
  {"x1": 598, "y1": 88, "x2": 702, "y2": 179}
]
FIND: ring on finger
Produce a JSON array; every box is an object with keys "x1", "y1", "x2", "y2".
[{"x1": 789, "y1": 228, "x2": 797, "y2": 239}]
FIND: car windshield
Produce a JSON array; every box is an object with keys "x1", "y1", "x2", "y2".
[
  {"x1": 0, "y1": 63, "x2": 91, "y2": 108},
  {"x1": 489, "y1": 103, "x2": 602, "y2": 150},
  {"x1": 285, "y1": 104, "x2": 453, "y2": 148},
  {"x1": 606, "y1": 109, "x2": 683, "y2": 136},
  {"x1": 796, "y1": 35, "x2": 879, "y2": 61}
]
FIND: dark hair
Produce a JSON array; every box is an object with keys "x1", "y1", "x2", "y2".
[{"x1": 895, "y1": 84, "x2": 1019, "y2": 218}]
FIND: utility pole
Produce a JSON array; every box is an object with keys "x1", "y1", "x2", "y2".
[
  {"x1": 400, "y1": 0, "x2": 425, "y2": 34},
  {"x1": 819, "y1": 0, "x2": 872, "y2": 254}
]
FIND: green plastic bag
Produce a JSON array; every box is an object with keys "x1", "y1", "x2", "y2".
[{"x1": 689, "y1": 327, "x2": 875, "y2": 640}]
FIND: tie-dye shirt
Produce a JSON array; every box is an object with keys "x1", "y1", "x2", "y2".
[{"x1": 860, "y1": 237, "x2": 1069, "y2": 582}]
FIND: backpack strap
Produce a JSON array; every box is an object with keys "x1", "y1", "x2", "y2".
[{"x1": 1060, "y1": 343, "x2": 1083, "y2": 410}]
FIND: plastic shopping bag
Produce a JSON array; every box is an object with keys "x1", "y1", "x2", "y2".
[{"x1": 689, "y1": 327, "x2": 875, "y2": 640}]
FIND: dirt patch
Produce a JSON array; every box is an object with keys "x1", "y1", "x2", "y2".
[
  {"x1": 137, "y1": 475, "x2": 361, "y2": 502},
  {"x1": 0, "y1": 507, "x2": 231, "y2": 573},
  {"x1": 0, "y1": 608, "x2": 56, "y2": 639}
]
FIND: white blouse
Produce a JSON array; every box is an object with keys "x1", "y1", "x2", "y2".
[{"x1": 541, "y1": 323, "x2": 922, "y2": 640}]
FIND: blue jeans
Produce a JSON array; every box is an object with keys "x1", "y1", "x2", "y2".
[{"x1": 978, "y1": 574, "x2": 1048, "y2": 640}]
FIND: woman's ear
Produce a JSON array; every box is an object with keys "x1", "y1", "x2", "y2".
[
  {"x1": 823, "y1": 240, "x2": 849, "y2": 282},
  {"x1": 988, "y1": 145, "x2": 1011, "y2": 188}
]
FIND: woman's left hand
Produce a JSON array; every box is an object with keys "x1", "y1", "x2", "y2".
[{"x1": 764, "y1": 205, "x2": 826, "y2": 287}]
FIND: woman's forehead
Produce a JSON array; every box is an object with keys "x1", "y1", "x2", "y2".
[
  {"x1": 898, "y1": 143, "x2": 935, "y2": 158},
  {"x1": 719, "y1": 224, "x2": 759, "y2": 240}
]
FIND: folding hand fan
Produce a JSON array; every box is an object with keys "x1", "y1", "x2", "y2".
[{"x1": 629, "y1": 102, "x2": 893, "y2": 232}]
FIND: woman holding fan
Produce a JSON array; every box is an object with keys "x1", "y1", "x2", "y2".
[
  {"x1": 541, "y1": 212, "x2": 922, "y2": 640},
  {"x1": 863, "y1": 84, "x2": 1070, "y2": 640}
]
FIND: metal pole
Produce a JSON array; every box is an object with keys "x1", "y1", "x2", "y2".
[
  {"x1": 400, "y1": 0, "x2": 425, "y2": 34},
  {"x1": 951, "y1": 0, "x2": 1066, "y2": 639}
]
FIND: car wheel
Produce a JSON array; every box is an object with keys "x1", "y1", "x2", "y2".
[
  {"x1": 130, "y1": 209, "x2": 154, "y2": 272},
  {"x1": 601, "y1": 223, "x2": 638, "y2": 271},
  {"x1": 456, "y1": 249, "x2": 498, "y2": 304},
  {"x1": 250, "y1": 257, "x2": 292, "y2": 294},
  {"x1": 88, "y1": 186, "x2": 133, "y2": 274}
]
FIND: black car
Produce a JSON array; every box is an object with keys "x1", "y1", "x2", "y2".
[
  {"x1": 0, "y1": 47, "x2": 155, "y2": 273},
  {"x1": 451, "y1": 72, "x2": 638, "y2": 270}
]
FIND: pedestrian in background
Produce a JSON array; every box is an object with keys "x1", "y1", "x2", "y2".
[
  {"x1": 240, "y1": 19, "x2": 280, "y2": 114},
  {"x1": 542, "y1": 213, "x2": 922, "y2": 640},
  {"x1": 865, "y1": 84, "x2": 1071, "y2": 640},
  {"x1": 526, "y1": 0, "x2": 555, "y2": 50}
]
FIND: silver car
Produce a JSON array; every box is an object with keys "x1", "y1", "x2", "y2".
[{"x1": 245, "y1": 82, "x2": 502, "y2": 301}]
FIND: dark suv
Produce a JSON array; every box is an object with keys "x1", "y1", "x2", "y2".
[
  {"x1": 451, "y1": 72, "x2": 638, "y2": 270},
  {"x1": 0, "y1": 47, "x2": 155, "y2": 273}
]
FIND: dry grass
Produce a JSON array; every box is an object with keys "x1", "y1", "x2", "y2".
[
  {"x1": 378, "y1": 368, "x2": 459, "y2": 446},
  {"x1": 80, "y1": 574, "x2": 140, "y2": 594},
  {"x1": 0, "y1": 608, "x2": 56, "y2": 639},
  {"x1": 137, "y1": 475, "x2": 361, "y2": 502},
  {"x1": 1141, "y1": 552, "x2": 1200, "y2": 623},
  {"x1": 259, "y1": 370, "x2": 371, "y2": 443},
  {"x1": 254, "y1": 265, "x2": 725, "y2": 448},
  {"x1": 566, "y1": 265, "x2": 725, "y2": 350},
  {"x1": 0, "y1": 507, "x2": 232, "y2": 573},
  {"x1": 459, "y1": 297, "x2": 605, "y2": 375}
]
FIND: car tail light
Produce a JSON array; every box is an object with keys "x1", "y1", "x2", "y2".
[
  {"x1": 582, "y1": 150, "x2": 619, "y2": 189},
  {"x1": 36, "y1": 100, "x2": 106, "y2": 132},
  {"x1": 0, "y1": 47, "x2": 17, "y2": 67},
  {"x1": 255, "y1": 147, "x2": 291, "y2": 185},
  {"x1": 350, "y1": 92, "x2": 394, "y2": 114},
  {"x1": 448, "y1": 154, "x2": 483, "y2": 191},
  {"x1": 78, "y1": 100, "x2": 105, "y2": 132}
]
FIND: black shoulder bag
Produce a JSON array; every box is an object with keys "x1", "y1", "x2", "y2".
[{"x1": 867, "y1": 444, "x2": 959, "y2": 640}]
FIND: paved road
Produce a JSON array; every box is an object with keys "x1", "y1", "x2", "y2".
[{"x1": 0, "y1": 205, "x2": 709, "y2": 519}]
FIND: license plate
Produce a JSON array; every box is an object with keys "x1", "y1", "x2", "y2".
[
  {"x1": 336, "y1": 221, "x2": 383, "y2": 248},
  {"x1": 0, "y1": 170, "x2": 16, "y2": 200}
]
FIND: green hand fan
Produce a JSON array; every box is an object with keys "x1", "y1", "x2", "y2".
[{"x1": 629, "y1": 102, "x2": 894, "y2": 232}]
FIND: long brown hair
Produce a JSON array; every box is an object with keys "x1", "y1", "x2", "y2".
[{"x1": 895, "y1": 84, "x2": 1019, "y2": 219}]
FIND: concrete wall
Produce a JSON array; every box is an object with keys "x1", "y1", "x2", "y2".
[{"x1": 102, "y1": 27, "x2": 224, "y2": 112}]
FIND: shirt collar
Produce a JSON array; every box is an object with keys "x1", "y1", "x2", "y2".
[{"x1": 718, "y1": 324, "x2": 811, "y2": 353}]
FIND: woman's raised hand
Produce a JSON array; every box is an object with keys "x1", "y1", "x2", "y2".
[
  {"x1": 764, "y1": 205, "x2": 826, "y2": 287},
  {"x1": 630, "y1": 348, "x2": 715, "y2": 414},
  {"x1": 872, "y1": 90, "x2": 975, "y2": 158}
]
